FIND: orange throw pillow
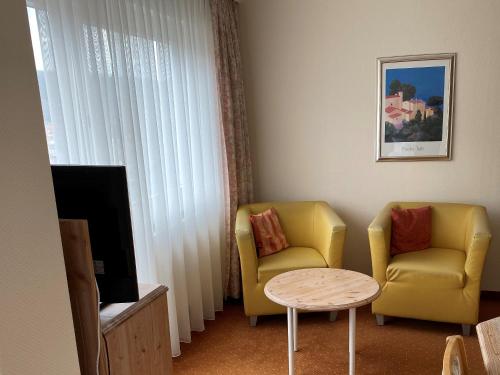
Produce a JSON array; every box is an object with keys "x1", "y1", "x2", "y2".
[
  {"x1": 249, "y1": 208, "x2": 289, "y2": 257},
  {"x1": 390, "y1": 206, "x2": 432, "y2": 256}
]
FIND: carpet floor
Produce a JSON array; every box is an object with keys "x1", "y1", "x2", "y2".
[{"x1": 173, "y1": 297, "x2": 499, "y2": 374}]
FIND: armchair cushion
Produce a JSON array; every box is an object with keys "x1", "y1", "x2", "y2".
[
  {"x1": 257, "y1": 246, "x2": 327, "y2": 283},
  {"x1": 387, "y1": 247, "x2": 466, "y2": 289},
  {"x1": 390, "y1": 206, "x2": 432, "y2": 255},
  {"x1": 250, "y1": 207, "x2": 289, "y2": 257}
]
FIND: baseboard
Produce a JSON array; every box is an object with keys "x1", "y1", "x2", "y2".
[{"x1": 481, "y1": 290, "x2": 500, "y2": 300}]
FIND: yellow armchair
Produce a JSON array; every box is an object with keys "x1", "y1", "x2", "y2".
[
  {"x1": 236, "y1": 201, "x2": 346, "y2": 325},
  {"x1": 368, "y1": 202, "x2": 491, "y2": 335}
]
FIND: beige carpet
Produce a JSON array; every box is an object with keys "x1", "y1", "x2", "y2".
[{"x1": 173, "y1": 297, "x2": 499, "y2": 374}]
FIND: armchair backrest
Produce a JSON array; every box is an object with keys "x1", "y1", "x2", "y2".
[
  {"x1": 243, "y1": 201, "x2": 318, "y2": 248},
  {"x1": 395, "y1": 202, "x2": 477, "y2": 251}
]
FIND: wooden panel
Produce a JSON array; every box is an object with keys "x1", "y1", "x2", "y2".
[
  {"x1": 105, "y1": 316, "x2": 133, "y2": 375},
  {"x1": 106, "y1": 304, "x2": 153, "y2": 374},
  {"x1": 150, "y1": 295, "x2": 173, "y2": 374},
  {"x1": 59, "y1": 219, "x2": 100, "y2": 375},
  {"x1": 103, "y1": 290, "x2": 172, "y2": 375},
  {"x1": 98, "y1": 333, "x2": 110, "y2": 375}
]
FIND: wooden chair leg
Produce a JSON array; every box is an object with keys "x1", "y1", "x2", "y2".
[
  {"x1": 376, "y1": 314, "x2": 385, "y2": 326},
  {"x1": 249, "y1": 316, "x2": 258, "y2": 327}
]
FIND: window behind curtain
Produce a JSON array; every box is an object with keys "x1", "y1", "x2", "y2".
[
  {"x1": 26, "y1": 0, "x2": 226, "y2": 357},
  {"x1": 28, "y1": 7, "x2": 56, "y2": 160}
]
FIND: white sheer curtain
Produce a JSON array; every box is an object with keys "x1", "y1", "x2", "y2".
[{"x1": 27, "y1": 0, "x2": 225, "y2": 357}]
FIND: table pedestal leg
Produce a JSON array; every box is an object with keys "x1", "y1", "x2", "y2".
[
  {"x1": 349, "y1": 308, "x2": 356, "y2": 375},
  {"x1": 293, "y1": 308, "x2": 298, "y2": 351},
  {"x1": 287, "y1": 307, "x2": 295, "y2": 375}
]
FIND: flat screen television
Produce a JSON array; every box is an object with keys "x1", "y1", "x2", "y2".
[{"x1": 51, "y1": 165, "x2": 139, "y2": 303}]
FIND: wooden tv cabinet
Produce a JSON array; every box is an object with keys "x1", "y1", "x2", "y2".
[
  {"x1": 59, "y1": 219, "x2": 173, "y2": 375},
  {"x1": 99, "y1": 284, "x2": 173, "y2": 375}
]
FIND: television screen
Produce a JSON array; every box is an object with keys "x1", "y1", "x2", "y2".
[{"x1": 51, "y1": 165, "x2": 139, "y2": 303}]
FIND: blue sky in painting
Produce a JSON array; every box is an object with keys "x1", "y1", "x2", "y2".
[{"x1": 386, "y1": 66, "x2": 445, "y2": 101}]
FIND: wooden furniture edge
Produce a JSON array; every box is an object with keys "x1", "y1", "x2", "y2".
[
  {"x1": 59, "y1": 219, "x2": 100, "y2": 375},
  {"x1": 264, "y1": 268, "x2": 381, "y2": 311},
  {"x1": 100, "y1": 284, "x2": 169, "y2": 334},
  {"x1": 476, "y1": 323, "x2": 491, "y2": 373},
  {"x1": 476, "y1": 318, "x2": 500, "y2": 374},
  {"x1": 264, "y1": 286, "x2": 381, "y2": 311}
]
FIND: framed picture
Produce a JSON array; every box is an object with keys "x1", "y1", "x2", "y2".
[{"x1": 376, "y1": 53, "x2": 456, "y2": 161}]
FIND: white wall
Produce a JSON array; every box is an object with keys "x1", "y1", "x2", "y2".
[
  {"x1": 239, "y1": 0, "x2": 500, "y2": 290},
  {"x1": 0, "y1": 1, "x2": 80, "y2": 374}
]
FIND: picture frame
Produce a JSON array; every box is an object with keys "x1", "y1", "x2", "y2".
[{"x1": 376, "y1": 53, "x2": 456, "y2": 161}]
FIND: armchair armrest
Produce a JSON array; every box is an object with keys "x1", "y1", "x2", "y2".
[
  {"x1": 235, "y1": 206, "x2": 258, "y2": 285},
  {"x1": 368, "y1": 202, "x2": 395, "y2": 285},
  {"x1": 313, "y1": 202, "x2": 346, "y2": 268},
  {"x1": 464, "y1": 206, "x2": 492, "y2": 284}
]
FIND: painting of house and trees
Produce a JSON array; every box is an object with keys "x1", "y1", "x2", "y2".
[{"x1": 384, "y1": 66, "x2": 445, "y2": 142}]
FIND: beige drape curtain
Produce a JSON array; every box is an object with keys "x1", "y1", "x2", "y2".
[{"x1": 211, "y1": 0, "x2": 253, "y2": 298}]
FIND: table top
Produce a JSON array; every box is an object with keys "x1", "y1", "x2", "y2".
[
  {"x1": 476, "y1": 316, "x2": 500, "y2": 375},
  {"x1": 264, "y1": 268, "x2": 381, "y2": 311}
]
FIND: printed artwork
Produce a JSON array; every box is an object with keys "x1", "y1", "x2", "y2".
[{"x1": 377, "y1": 54, "x2": 455, "y2": 161}]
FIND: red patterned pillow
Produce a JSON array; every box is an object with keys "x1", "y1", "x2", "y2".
[
  {"x1": 249, "y1": 208, "x2": 289, "y2": 257},
  {"x1": 391, "y1": 206, "x2": 432, "y2": 256}
]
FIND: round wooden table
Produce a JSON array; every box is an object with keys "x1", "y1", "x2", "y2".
[{"x1": 264, "y1": 268, "x2": 381, "y2": 375}]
